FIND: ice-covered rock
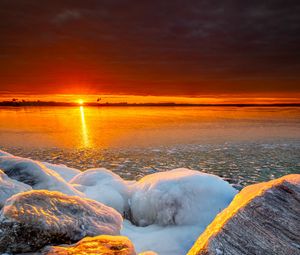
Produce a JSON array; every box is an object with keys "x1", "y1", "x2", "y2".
[
  {"x1": 0, "y1": 150, "x2": 12, "y2": 157},
  {"x1": 70, "y1": 168, "x2": 131, "y2": 215},
  {"x1": 43, "y1": 162, "x2": 81, "y2": 182},
  {"x1": 0, "y1": 170, "x2": 32, "y2": 208},
  {"x1": 43, "y1": 235, "x2": 136, "y2": 255},
  {"x1": 0, "y1": 156, "x2": 82, "y2": 196},
  {"x1": 130, "y1": 168, "x2": 237, "y2": 227},
  {"x1": 0, "y1": 190, "x2": 123, "y2": 253},
  {"x1": 188, "y1": 174, "x2": 300, "y2": 255}
]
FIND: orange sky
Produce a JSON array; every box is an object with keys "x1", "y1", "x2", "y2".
[{"x1": 0, "y1": 1, "x2": 300, "y2": 103}]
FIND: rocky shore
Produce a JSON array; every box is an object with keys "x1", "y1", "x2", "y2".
[{"x1": 0, "y1": 150, "x2": 299, "y2": 255}]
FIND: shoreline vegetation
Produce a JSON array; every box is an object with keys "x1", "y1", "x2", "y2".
[{"x1": 1, "y1": 100, "x2": 300, "y2": 107}]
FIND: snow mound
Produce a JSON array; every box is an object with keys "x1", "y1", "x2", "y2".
[
  {"x1": 43, "y1": 162, "x2": 81, "y2": 182},
  {"x1": 0, "y1": 156, "x2": 83, "y2": 196},
  {"x1": 70, "y1": 168, "x2": 131, "y2": 215},
  {"x1": 0, "y1": 190, "x2": 123, "y2": 253},
  {"x1": 0, "y1": 170, "x2": 32, "y2": 208},
  {"x1": 130, "y1": 168, "x2": 237, "y2": 227}
]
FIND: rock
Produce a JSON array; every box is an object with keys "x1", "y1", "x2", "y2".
[
  {"x1": 42, "y1": 235, "x2": 136, "y2": 255},
  {"x1": 130, "y1": 168, "x2": 237, "y2": 226},
  {"x1": 0, "y1": 156, "x2": 82, "y2": 196},
  {"x1": 0, "y1": 190, "x2": 123, "y2": 253},
  {"x1": 0, "y1": 170, "x2": 31, "y2": 208},
  {"x1": 188, "y1": 174, "x2": 300, "y2": 255}
]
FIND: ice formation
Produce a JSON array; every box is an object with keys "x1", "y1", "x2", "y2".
[
  {"x1": 0, "y1": 170, "x2": 32, "y2": 208},
  {"x1": 122, "y1": 220, "x2": 203, "y2": 255},
  {"x1": 0, "y1": 156, "x2": 83, "y2": 196},
  {"x1": 0, "y1": 150, "x2": 238, "y2": 255},
  {"x1": 43, "y1": 162, "x2": 81, "y2": 182},
  {"x1": 130, "y1": 168, "x2": 237, "y2": 227},
  {"x1": 0, "y1": 150, "x2": 12, "y2": 157},
  {"x1": 70, "y1": 168, "x2": 131, "y2": 214},
  {"x1": 0, "y1": 190, "x2": 123, "y2": 253},
  {"x1": 122, "y1": 169, "x2": 237, "y2": 254}
]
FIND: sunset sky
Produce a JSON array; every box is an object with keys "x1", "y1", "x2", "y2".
[{"x1": 0, "y1": 1, "x2": 300, "y2": 103}]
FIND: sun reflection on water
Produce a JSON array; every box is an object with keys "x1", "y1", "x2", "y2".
[{"x1": 79, "y1": 106, "x2": 90, "y2": 148}]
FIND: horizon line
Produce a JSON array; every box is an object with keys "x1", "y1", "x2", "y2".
[{"x1": 1, "y1": 100, "x2": 300, "y2": 107}]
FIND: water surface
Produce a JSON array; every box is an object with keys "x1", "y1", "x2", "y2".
[{"x1": 1, "y1": 106, "x2": 299, "y2": 187}]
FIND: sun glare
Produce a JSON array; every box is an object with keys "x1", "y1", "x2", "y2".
[{"x1": 78, "y1": 99, "x2": 84, "y2": 105}]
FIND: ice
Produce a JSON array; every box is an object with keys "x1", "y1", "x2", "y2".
[
  {"x1": 0, "y1": 150, "x2": 12, "y2": 157},
  {"x1": 0, "y1": 156, "x2": 83, "y2": 197},
  {"x1": 0, "y1": 190, "x2": 123, "y2": 253},
  {"x1": 0, "y1": 170, "x2": 32, "y2": 208},
  {"x1": 122, "y1": 220, "x2": 203, "y2": 255},
  {"x1": 130, "y1": 168, "x2": 237, "y2": 227},
  {"x1": 123, "y1": 168, "x2": 237, "y2": 255},
  {"x1": 0, "y1": 150, "x2": 238, "y2": 255},
  {"x1": 43, "y1": 162, "x2": 81, "y2": 182},
  {"x1": 70, "y1": 168, "x2": 132, "y2": 215}
]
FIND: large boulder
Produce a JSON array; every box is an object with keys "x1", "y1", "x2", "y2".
[
  {"x1": 130, "y1": 168, "x2": 237, "y2": 226},
  {"x1": 188, "y1": 174, "x2": 300, "y2": 255},
  {"x1": 0, "y1": 156, "x2": 82, "y2": 196},
  {"x1": 0, "y1": 190, "x2": 123, "y2": 253},
  {"x1": 0, "y1": 170, "x2": 31, "y2": 208},
  {"x1": 43, "y1": 235, "x2": 136, "y2": 255}
]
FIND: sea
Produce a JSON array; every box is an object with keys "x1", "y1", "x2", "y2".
[{"x1": 0, "y1": 106, "x2": 299, "y2": 188}]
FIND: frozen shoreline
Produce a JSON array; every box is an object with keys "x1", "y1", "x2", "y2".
[
  {"x1": 2, "y1": 141, "x2": 300, "y2": 187},
  {"x1": 0, "y1": 149, "x2": 237, "y2": 254}
]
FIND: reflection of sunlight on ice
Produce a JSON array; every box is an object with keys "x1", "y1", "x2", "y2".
[{"x1": 80, "y1": 106, "x2": 90, "y2": 147}]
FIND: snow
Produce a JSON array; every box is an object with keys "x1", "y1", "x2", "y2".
[
  {"x1": 70, "y1": 168, "x2": 131, "y2": 215},
  {"x1": 0, "y1": 170, "x2": 32, "y2": 208},
  {"x1": 130, "y1": 168, "x2": 237, "y2": 227},
  {"x1": 0, "y1": 156, "x2": 83, "y2": 197},
  {"x1": 43, "y1": 162, "x2": 81, "y2": 182}
]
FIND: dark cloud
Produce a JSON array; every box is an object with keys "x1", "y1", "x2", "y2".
[
  {"x1": 0, "y1": 0, "x2": 299, "y2": 96},
  {"x1": 52, "y1": 9, "x2": 82, "y2": 24}
]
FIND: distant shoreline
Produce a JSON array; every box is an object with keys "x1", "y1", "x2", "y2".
[{"x1": 0, "y1": 101, "x2": 300, "y2": 107}]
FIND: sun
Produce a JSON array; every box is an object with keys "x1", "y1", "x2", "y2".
[{"x1": 77, "y1": 99, "x2": 84, "y2": 105}]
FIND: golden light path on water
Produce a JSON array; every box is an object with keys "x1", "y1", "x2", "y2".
[
  {"x1": 79, "y1": 106, "x2": 90, "y2": 148},
  {"x1": 0, "y1": 106, "x2": 299, "y2": 149}
]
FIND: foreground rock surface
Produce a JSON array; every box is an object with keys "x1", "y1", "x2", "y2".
[
  {"x1": 188, "y1": 174, "x2": 300, "y2": 255},
  {"x1": 0, "y1": 190, "x2": 123, "y2": 253},
  {"x1": 43, "y1": 235, "x2": 136, "y2": 255}
]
